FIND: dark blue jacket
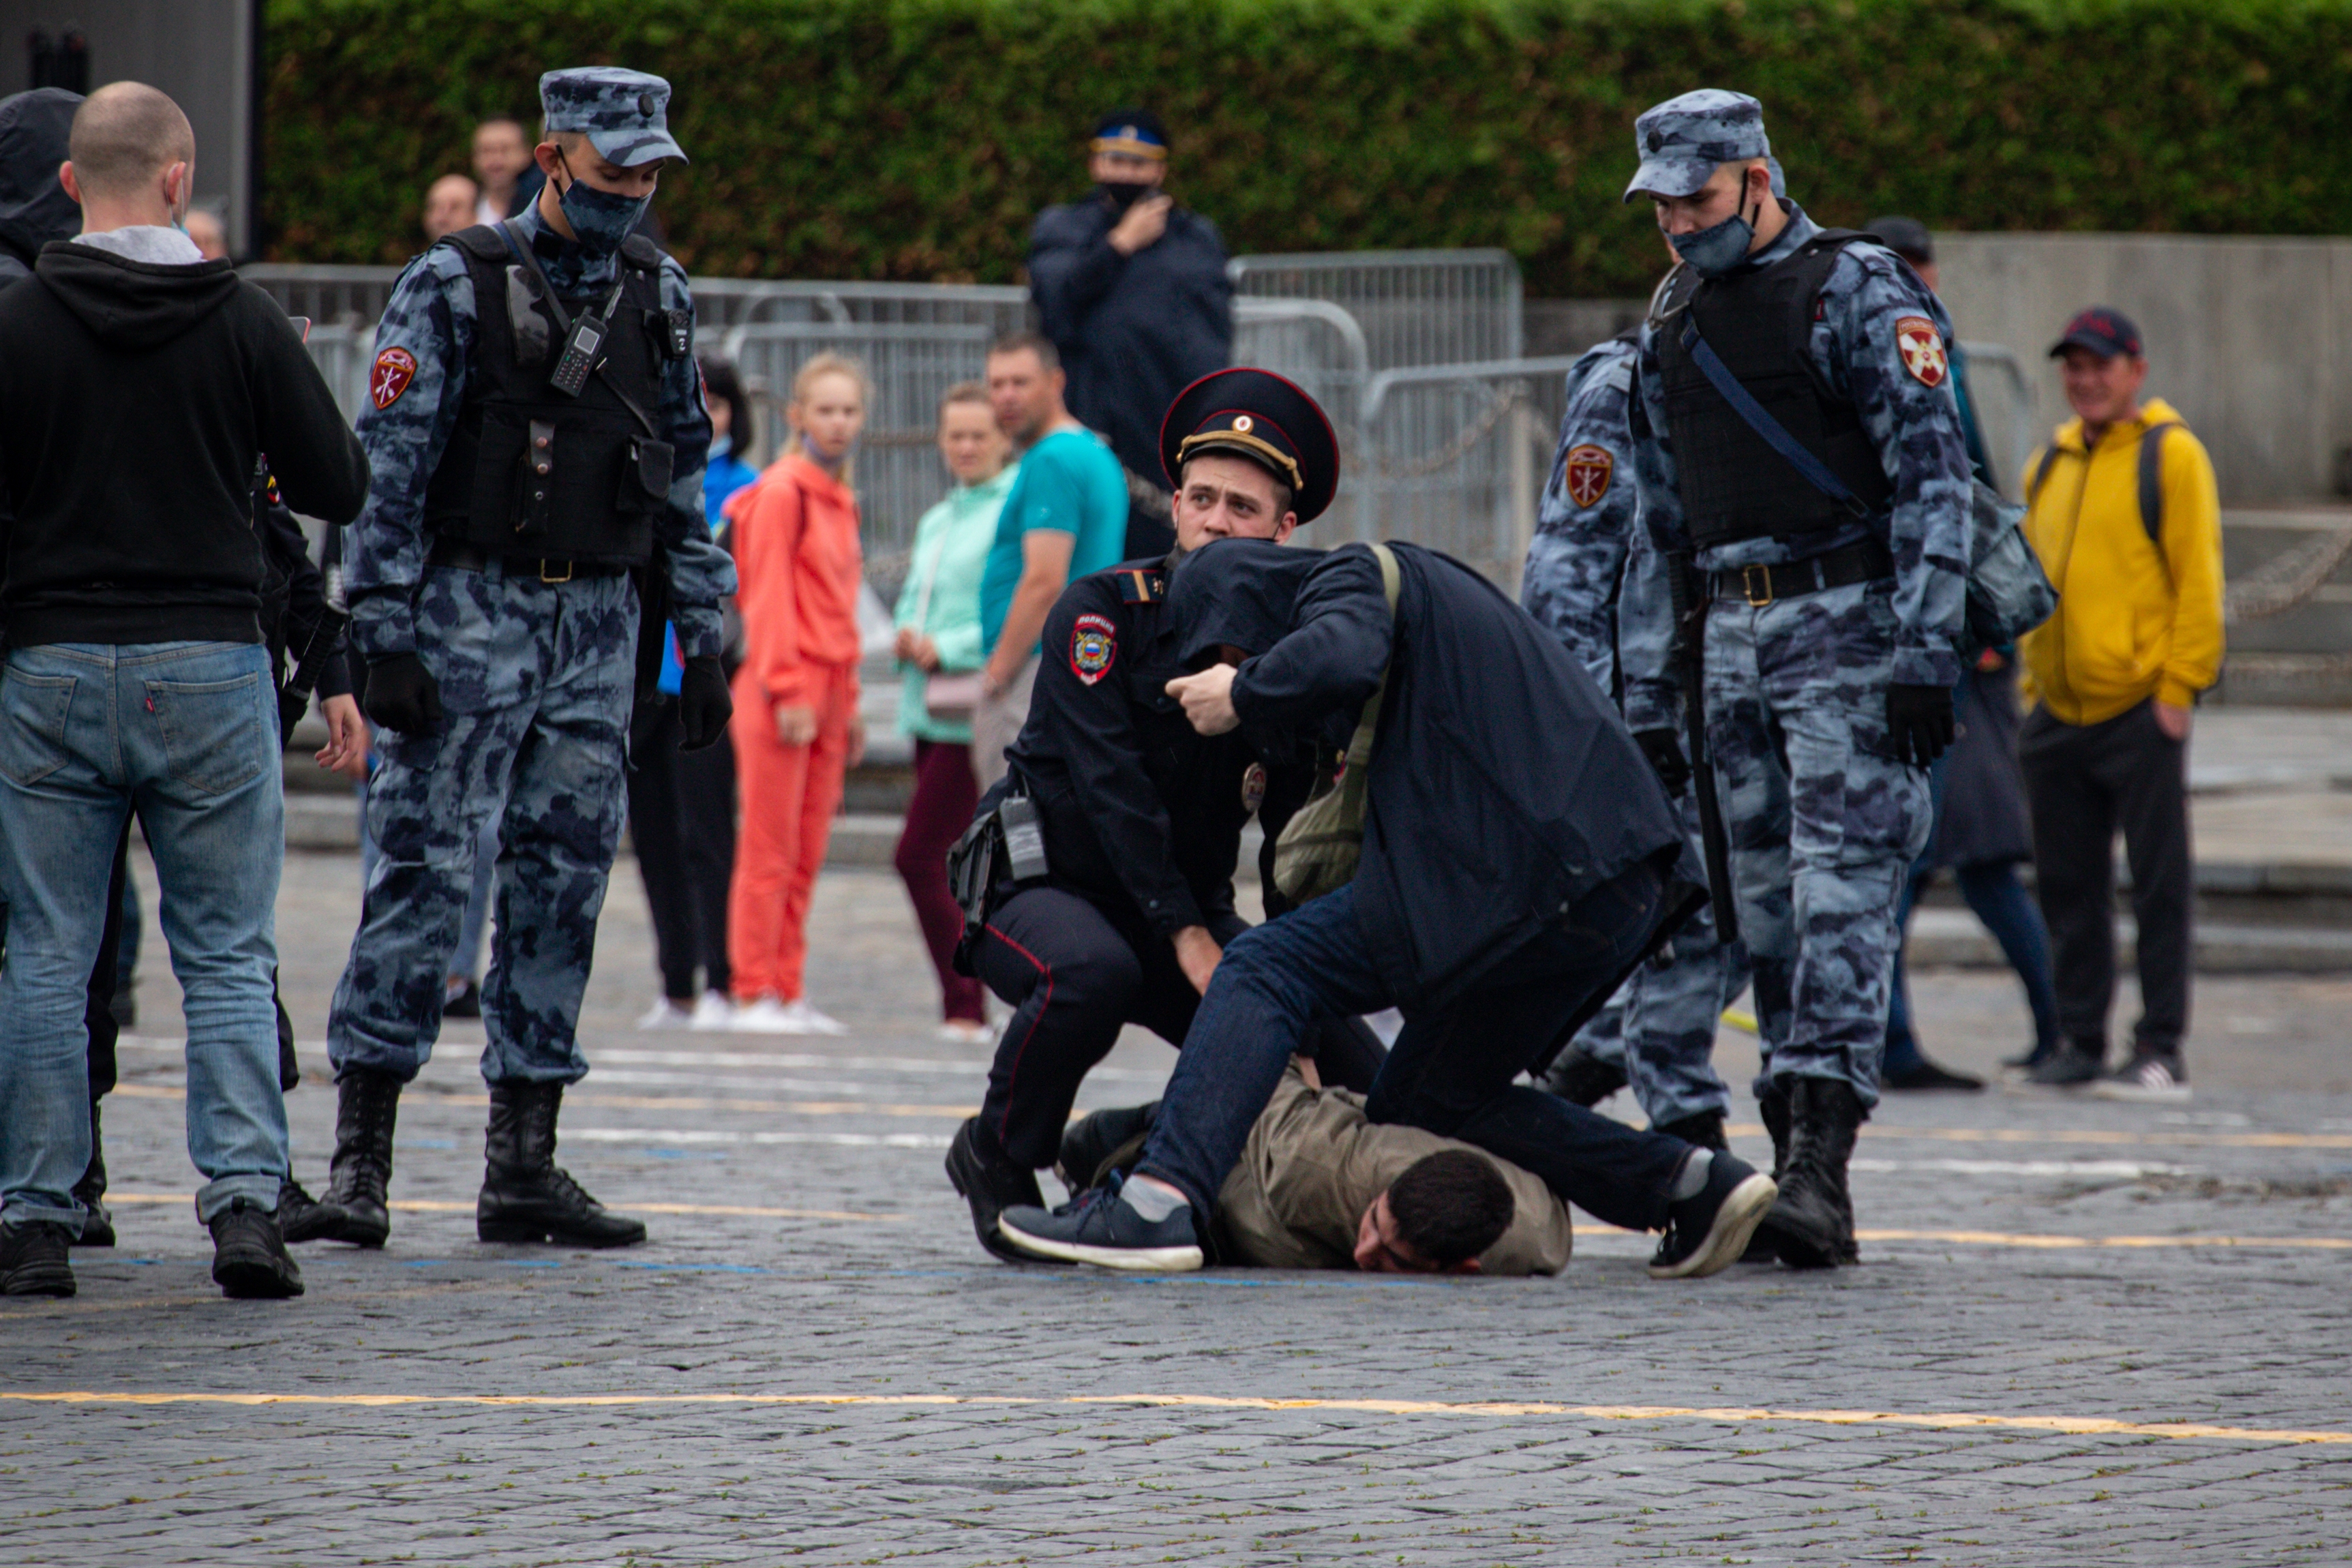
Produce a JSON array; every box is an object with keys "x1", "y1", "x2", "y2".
[
  {"x1": 1211, "y1": 541, "x2": 1695, "y2": 1012},
  {"x1": 1029, "y1": 194, "x2": 1232, "y2": 484}
]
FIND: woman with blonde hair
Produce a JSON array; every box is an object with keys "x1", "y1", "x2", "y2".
[{"x1": 723, "y1": 352, "x2": 869, "y2": 1034}]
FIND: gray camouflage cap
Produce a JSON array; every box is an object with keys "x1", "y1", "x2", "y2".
[
  {"x1": 540, "y1": 67, "x2": 687, "y2": 166},
  {"x1": 1623, "y1": 89, "x2": 1768, "y2": 203}
]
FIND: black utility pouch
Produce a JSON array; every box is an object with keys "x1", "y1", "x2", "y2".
[{"x1": 622, "y1": 436, "x2": 674, "y2": 511}]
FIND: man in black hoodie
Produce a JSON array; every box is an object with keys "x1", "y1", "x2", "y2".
[
  {"x1": 0, "y1": 83, "x2": 367, "y2": 1301},
  {"x1": 0, "y1": 87, "x2": 80, "y2": 285}
]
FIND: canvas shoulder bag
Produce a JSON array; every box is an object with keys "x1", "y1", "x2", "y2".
[{"x1": 1271, "y1": 544, "x2": 1403, "y2": 905}]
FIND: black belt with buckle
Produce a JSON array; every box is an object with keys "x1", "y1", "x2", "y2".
[
  {"x1": 427, "y1": 538, "x2": 629, "y2": 582},
  {"x1": 1710, "y1": 539, "x2": 1894, "y2": 607}
]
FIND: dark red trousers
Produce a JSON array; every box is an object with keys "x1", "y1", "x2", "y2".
[{"x1": 894, "y1": 738, "x2": 987, "y2": 1023}]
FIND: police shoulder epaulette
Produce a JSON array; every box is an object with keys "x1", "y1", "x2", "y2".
[{"x1": 1116, "y1": 569, "x2": 1164, "y2": 604}]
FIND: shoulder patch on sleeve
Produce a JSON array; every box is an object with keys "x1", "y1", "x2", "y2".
[
  {"x1": 1895, "y1": 316, "x2": 1948, "y2": 387},
  {"x1": 1070, "y1": 612, "x2": 1118, "y2": 685},
  {"x1": 1564, "y1": 444, "x2": 1614, "y2": 509},
  {"x1": 370, "y1": 346, "x2": 418, "y2": 410}
]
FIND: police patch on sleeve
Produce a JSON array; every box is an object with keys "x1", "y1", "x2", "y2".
[
  {"x1": 370, "y1": 346, "x2": 418, "y2": 410},
  {"x1": 1241, "y1": 762, "x2": 1267, "y2": 815},
  {"x1": 1564, "y1": 444, "x2": 1614, "y2": 509},
  {"x1": 1070, "y1": 613, "x2": 1117, "y2": 686},
  {"x1": 1895, "y1": 316, "x2": 1948, "y2": 388}
]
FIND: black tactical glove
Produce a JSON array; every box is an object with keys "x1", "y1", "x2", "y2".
[
  {"x1": 677, "y1": 654, "x2": 734, "y2": 752},
  {"x1": 1632, "y1": 727, "x2": 1691, "y2": 798},
  {"x1": 361, "y1": 652, "x2": 442, "y2": 736},
  {"x1": 1885, "y1": 682, "x2": 1957, "y2": 768}
]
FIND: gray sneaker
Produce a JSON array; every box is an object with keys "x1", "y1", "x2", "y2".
[{"x1": 2090, "y1": 1053, "x2": 2190, "y2": 1104}]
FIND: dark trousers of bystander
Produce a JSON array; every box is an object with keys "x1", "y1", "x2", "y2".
[
  {"x1": 2018, "y1": 699, "x2": 2192, "y2": 1055},
  {"x1": 627, "y1": 697, "x2": 736, "y2": 1004},
  {"x1": 894, "y1": 738, "x2": 986, "y2": 1025}
]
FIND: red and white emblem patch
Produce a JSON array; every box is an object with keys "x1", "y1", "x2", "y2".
[
  {"x1": 1070, "y1": 613, "x2": 1117, "y2": 686},
  {"x1": 370, "y1": 346, "x2": 418, "y2": 410},
  {"x1": 1563, "y1": 444, "x2": 1614, "y2": 509},
  {"x1": 1895, "y1": 317, "x2": 1948, "y2": 388}
]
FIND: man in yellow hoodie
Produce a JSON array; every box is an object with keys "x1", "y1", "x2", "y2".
[{"x1": 2016, "y1": 307, "x2": 2223, "y2": 1102}]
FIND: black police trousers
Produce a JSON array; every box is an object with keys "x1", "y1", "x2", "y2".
[{"x1": 971, "y1": 886, "x2": 1385, "y2": 1172}]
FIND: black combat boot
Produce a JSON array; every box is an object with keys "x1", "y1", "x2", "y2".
[
  {"x1": 477, "y1": 1081, "x2": 646, "y2": 1247},
  {"x1": 1055, "y1": 1102, "x2": 1160, "y2": 1194},
  {"x1": 946, "y1": 1116, "x2": 1052, "y2": 1263},
  {"x1": 70, "y1": 1100, "x2": 115, "y2": 1248},
  {"x1": 1768, "y1": 1076, "x2": 1865, "y2": 1269},
  {"x1": 317, "y1": 1067, "x2": 402, "y2": 1247},
  {"x1": 276, "y1": 1175, "x2": 342, "y2": 1245},
  {"x1": 1739, "y1": 1079, "x2": 1792, "y2": 1262},
  {"x1": 208, "y1": 1196, "x2": 304, "y2": 1299},
  {"x1": 1541, "y1": 1044, "x2": 1628, "y2": 1108},
  {"x1": 1650, "y1": 1109, "x2": 1728, "y2": 1152}
]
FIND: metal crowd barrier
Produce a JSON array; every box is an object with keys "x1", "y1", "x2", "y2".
[{"x1": 1229, "y1": 249, "x2": 1524, "y2": 374}]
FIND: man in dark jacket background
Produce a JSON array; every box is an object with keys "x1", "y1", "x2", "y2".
[
  {"x1": 0, "y1": 83, "x2": 368, "y2": 1301},
  {"x1": 0, "y1": 87, "x2": 81, "y2": 284},
  {"x1": 1028, "y1": 108, "x2": 1232, "y2": 552},
  {"x1": 998, "y1": 539, "x2": 1776, "y2": 1280}
]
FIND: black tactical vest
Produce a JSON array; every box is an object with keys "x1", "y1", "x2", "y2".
[
  {"x1": 421, "y1": 225, "x2": 680, "y2": 565},
  {"x1": 1652, "y1": 231, "x2": 1895, "y2": 550}
]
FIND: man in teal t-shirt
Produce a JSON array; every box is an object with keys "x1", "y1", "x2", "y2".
[{"x1": 974, "y1": 333, "x2": 1131, "y2": 787}]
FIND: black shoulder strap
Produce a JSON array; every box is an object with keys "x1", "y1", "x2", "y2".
[
  {"x1": 444, "y1": 223, "x2": 512, "y2": 262},
  {"x1": 2139, "y1": 422, "x2": 2180, "y2": 547},
  {"x1": 2028, "y1": 444, "x2": 2064, "y2": 507}
]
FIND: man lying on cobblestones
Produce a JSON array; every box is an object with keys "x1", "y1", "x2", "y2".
[
  {"x1": 946, "y1": 371, "x2": 1385, "y2": 1261},
  {"x1": 997, "y1": 537, "x2": 1777, "y2": 1278},
  {"x1": 1058, "y1": 1057, "x2": 1571, "y2": 1276}
]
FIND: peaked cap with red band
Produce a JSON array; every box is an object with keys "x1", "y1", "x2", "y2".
[{"x1": 1158, "y1": 367, "x2": 1340, "y2": 524}]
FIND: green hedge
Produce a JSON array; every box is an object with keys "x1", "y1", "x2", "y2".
[{"x1": 262, "y1": 0, "x2": 2352, "y2": 295}]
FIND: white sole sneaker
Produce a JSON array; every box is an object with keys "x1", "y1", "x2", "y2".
[
  {"x1": 995, "y1": 1216, "x2": 1203, "y2": 1273},
  {"x1": 1650, "y1": 1173, "x2": 1779, "y2": 1280}
]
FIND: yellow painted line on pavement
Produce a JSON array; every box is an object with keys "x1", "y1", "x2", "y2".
[
  {"x1": 5, "y1": 1389, "x2": 2342, "y2": 1445},
  {"x1": 104, "y1": 1084, "x2": 973, "y2": 1118},
  {"x1": 102, "y1": 1193, "x2": 901, "y2": 1223},
  {"x1": 1723, "y1": 1121, "x2": 2352, "y2": 1151},
  {"x1": 1852, "y1": 1228, "x2": 2352, "y2": 1251}
]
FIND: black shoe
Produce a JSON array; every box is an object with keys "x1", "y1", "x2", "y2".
[
  {"x1": 276, "y1": 1177, "x2": 344, "y2": 1245},
  {"x1": 1740, "y1": 1081, "x2": 1793, "y2": 1263},
  {"x1": 1767, "y1": 1077, "x2": 1863, "y2": 1270},
  {"x1": 318, "y1": 1067, "x2": 402, "y2": 1247},
  {"x1": 70, "y1": 1100, "x2": 115, "y2": 1248},
  {"x1": 946, "y1": 1117, "x2": 1050, "y2": 1263},
  {"x1": 2000, "y1": 1042, "x2": 2054, "y2": 1072},
  {"x1": 1650, "y1": 1151, "x2": 1777, "y2": 1280},
  {"x1": 1055, "y1": 1102, "x2": 1159, "y2": 1195},
  {"x1": 1883, "y1": 1057, "x2": 1985, "y2": 1092},
  {"x1": 1541, "y1": 1044, "x2": 1628, "y2": 1108},
  {"x1": 442, "y1": 978, "x2": 482, "y2": 1019},
  {"x1": 0, "y1": 1220, "x2": 76, "y2": 1297},
  {"x1": 2028, "y1": 1042, "x2": 2105, "y2": 1087},
  {"x1": 1650, "y1": 1109, "x2": 1728, "y2": 1151},
  {"x1": 998, "y1": 1186, "x2": 1204, "y2": 1271},
  {"x1": 2090, "y1": 1051, "x2": 2191, "y2": 1104},
  {"x1": 208, "y1": 1198, "x2": 305, "y2": 1299},
  {"x1": 477, "y1": 1081, "x2": 646, "y2": 1248},
  {"x1": 108, "y1": 981, "x2": 136, "y2": 1029}
]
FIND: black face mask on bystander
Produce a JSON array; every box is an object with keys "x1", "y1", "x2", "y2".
[{"x1": 1097, "y1": 181, "x2": 1156, "y2": 213}]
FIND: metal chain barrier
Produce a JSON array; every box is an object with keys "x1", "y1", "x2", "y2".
[
  {"x1": 2224, "y1": 527, "x2": 2352, "y2": 624},
  {"x1": 1359, "y1": 380, "x2": 1539, "y2": 482}
]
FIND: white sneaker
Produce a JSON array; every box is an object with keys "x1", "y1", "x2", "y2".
[
  {"x1": 636, "y1": 998, "x2": 692, "y2": 1031},
  {"x1": 689, "y1": 991, "x2": 734, "y2": 1031},
  {"x1": 937, "y1": 1019, "x2": 992, "y2": 1046},
  {"x1": 729, "y1": 995, "x2": 804, "y2": 1034},
  {"x1": 781, "y1": 997, "x2": 849, "y2": 1036}
]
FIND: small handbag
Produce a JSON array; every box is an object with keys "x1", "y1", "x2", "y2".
[
  {"x1": 909, "y1": 526, "x2": 982, "y2": 725},
  {"x1": 1271, "y1": 544, "x2": 1402, "y2": 905}
]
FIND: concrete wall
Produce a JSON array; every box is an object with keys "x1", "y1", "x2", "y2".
[
  {"x1": 1923, "y1": 232, "x2": 2352, "y2": 506},
  {"x1": 1, "y1": 0, "x2": 256, "y2": 253}
]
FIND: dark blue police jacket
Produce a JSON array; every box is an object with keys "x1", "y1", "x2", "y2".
[{"x1": 1219, "y1": 541, "x2": 1695, "y2": 1012}]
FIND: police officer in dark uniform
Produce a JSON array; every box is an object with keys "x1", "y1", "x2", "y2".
[{"x1": 944, "y1": 370, "x2": 1379, "y2": 1259}]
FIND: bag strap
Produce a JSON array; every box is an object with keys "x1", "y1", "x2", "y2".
[
  {"x1": 1337, "y1": 544, "x2": 1404, "y2": 777},
  {"x1": 2138, "y1": 421, "x2": 2180, "y2": 547},
  {"x1": 1677, "y1": 317, "x2": 1873, "y2": 522},
  {"x1": 2027, "y1": 443, "x2": 2064, "y2": 507}
]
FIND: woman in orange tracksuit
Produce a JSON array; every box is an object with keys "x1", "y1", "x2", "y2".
[{"x1": 724, "y1": 354, "x2": 868, "y2": 1034}]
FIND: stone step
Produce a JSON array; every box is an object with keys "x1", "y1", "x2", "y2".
[{"x1": 1905, "y1": 905, "x2": 2352, "y2": 974}]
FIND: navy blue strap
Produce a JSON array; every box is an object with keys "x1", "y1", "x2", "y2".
[{"x1": 1679, "y1": 317, "x2": 1872, "y2": 521}]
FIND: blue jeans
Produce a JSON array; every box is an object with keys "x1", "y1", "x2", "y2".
[
  {"x1": 1135, "y1": 864, "x2": 1693, "y2": 1233},
  {"x1": 0, "y1": 642, "x2": 287, "y2": 1228},
  {"x1": 1886, "y1": 860, "x2": 2060, "y2": 1070}
]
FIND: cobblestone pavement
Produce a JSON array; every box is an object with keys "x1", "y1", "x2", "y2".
[{"x1": 6, "y1": 851, "x2": 2351, "y2": 1565}]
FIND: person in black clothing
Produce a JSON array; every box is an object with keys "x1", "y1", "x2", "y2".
[
  {"x1": 0, "y1": 88, "x2": 80, "y2": 284},
  {"x1": 1028, "y1": 109, "x2": 1233, "y2": 557},
  {"x1": 997, "y1": 537, "x2": 1776, "y2": 1280},
  {"x1": 944, "y1": 370, "x2": 1383, "y2": 1261},
  {"x1": 0, "y1": 83, "x2": 368, "y2": 1301}
]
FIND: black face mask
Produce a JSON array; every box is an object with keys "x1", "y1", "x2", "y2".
[{"x1": 1097, "y1": 181, "x2": 1156, "y2": 213}]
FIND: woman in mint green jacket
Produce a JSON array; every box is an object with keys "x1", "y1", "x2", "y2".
[{"x1": 892, "y1": 385, "x2": 1016, "y2": 1040}]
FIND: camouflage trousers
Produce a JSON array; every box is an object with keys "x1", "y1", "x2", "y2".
[
  {"x1": 328, "y1": 564, "x2": 638, "y2": 1086},
  {"x1": 1702, "y1": 580, "x2": 1931, "y2": 1110},
  {"x1": 1566, "y1": 785, "x2": 1745, "y2": 1128}
]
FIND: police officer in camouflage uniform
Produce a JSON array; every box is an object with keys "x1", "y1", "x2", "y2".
[
  {"x1": 1618, "y1": 91, "x2": 1970, "y2": 1267},
  {"x1": 310, "y1": 70, "x2": 734, "y2": 1250},
  {"x1": 1520, "y1": 329, "x2": 1745, "y2": 1150}
]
